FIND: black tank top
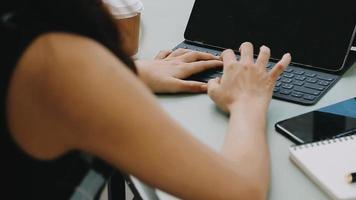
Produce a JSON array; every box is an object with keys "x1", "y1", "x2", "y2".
[{"x1": 0, "y1": 2, "x2": 129, "y2": 199}]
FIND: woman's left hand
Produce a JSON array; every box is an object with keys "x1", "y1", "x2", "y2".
[{"x1": 135, "y1": 49, "x2": 223, "y2": 93}]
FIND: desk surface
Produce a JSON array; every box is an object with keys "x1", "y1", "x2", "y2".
[{"x1": 133, "y1": 0, "x2": 356, "y2": 199}]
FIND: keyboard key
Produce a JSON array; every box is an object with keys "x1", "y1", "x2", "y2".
[
  {"x1": 304, "y1": 83, "x2": 325, "y2": 91},
  {"x1": 303, "y1": 94, "x2": 316, "y2": 101},
  {"x1": 282, "y1": 84, "x2": 294, "y2": 89},
  {"x1": 284, "y1": 68, "x2": 294, "y2": 73},
  {"x1": 276, "y1": 82, "x2": 282, "y2": 87},
  {"x1": 274, "y1": 88, "x2": 280, "y2": 93},
  {"x1": 305, "y1": 72, "x2": 316, "y2": 77},
  {"x1": 317, "y1": 75, "x2": 335, "y2": 82},
  {"x1": 318, "y1": 80, "x2": 330, "y2": 86},
  {"x1": 291, "y1": 92, "x2": 303, "y2": 98},
  {"x1": 280, "y1": 89, "x2": 292, "y2": 95},
  {"x1": 283, "y1": 73, "x2": 295, "y2": 78},
  {"x1": 293, "y1": 70, "x2": 305, "y2": 75},
  {"x1": 295, "y1": 75, "x2": 306, "y2": 81},
  {"x1": 294, "y1": 86, "x2": 321, "y2": 96},
  {"x1": 293, "y1": 80, "x2": 304, "y2": 86},
  {"x1": 281, "y1": 78, "x2": 293, "y2": 83},
  {"x1": 306, "y1": 78, "x2": 318, "y2": 83}
]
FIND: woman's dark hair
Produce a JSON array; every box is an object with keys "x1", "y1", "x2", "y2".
[{"x1": 1, "y1": 0, "x2": 136, "y2": 72}]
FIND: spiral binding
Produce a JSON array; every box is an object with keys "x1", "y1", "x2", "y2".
[{"x1": 291, "y1": 135, "x2": 355, "y2": 151}]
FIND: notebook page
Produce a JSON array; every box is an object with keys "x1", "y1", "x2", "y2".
[{"x1": 290, "y1": 136, "x2": 356, "y2": 200}]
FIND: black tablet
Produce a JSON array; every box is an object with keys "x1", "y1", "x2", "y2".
[
  {"x1": 184, "y1": 0, "x2": 356, "y2": 71},
  {"x1": 275, "y1": 97, "x2": 356, "y2": 144}
]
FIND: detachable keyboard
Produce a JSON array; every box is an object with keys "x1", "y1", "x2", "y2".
[{"x1": 174, "y1": 43, "x2": 340, "y2": 105}]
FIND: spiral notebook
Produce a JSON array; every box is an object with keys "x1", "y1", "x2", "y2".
[{"x1": 289, "y1": 135, "x2": 356, "y2": 200}]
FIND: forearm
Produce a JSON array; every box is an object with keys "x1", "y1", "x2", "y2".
[{"x1": 222, "y1": 100, "x2": 270, "y2": 198}]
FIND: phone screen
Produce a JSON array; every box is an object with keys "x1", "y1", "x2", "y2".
[{"x1": 276, "y1": 98, "x2": 356, "y2": 144}]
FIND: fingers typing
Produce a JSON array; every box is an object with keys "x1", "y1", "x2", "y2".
[
  {"x1": 256, "y1": 45, "x2": 271, "y2": 67},
  {"x1": 175, "y1": 79, "x2": 207, "y2": 93},
  {"x1": 239, "y1": 42, "x2": 254, "y2": 64},
  {"x1": 180, "y1": 51, "x2": 220, "y2": 62},
  {"x1": 221, "y1": 49, "x2": 238, "y2": 73},
  {"x1": 167, "y1": 48, "x2": 192, "y2": 58},
  {"x1": 181, "y1": 60, "x2": 223, "y2": 77},
  {"x1": 269, "y1": 53, "x2": 292, "y2": 81},
  {"x1": 155, "y1": 50, "x2": 172, "y2": 60}
]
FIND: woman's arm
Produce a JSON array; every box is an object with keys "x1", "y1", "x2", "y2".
[
  {"x1": 208, "y1": 44, "x2": 291, "y2": 196},
  {"x1": 7, "y1": 33, "x2": 290, "y2": 199}
]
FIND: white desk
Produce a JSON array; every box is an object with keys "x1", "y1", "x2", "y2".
[{"x1": 133, "y1": 0, "x2": 356, "y2": 199}]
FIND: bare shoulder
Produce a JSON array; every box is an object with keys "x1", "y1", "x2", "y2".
[
  {"x1": 7, "y1": 32, "x2": 129, "y2": 160},
  {"x1": 12, "y1": 32, "x2": 125, "y2": 84},
  {"x1": 23, "y1": 32, "x2": 123, "y2": 71}
]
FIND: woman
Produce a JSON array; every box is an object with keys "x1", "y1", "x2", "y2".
[{"x1": 0, "y1": 0, "x2": 291, "y2": 199}]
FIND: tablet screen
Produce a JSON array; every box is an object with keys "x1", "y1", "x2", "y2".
[
  {"x1": 185, "y1": 0, "x2": 356, "y2": 71},
  {"x1": 276, "y1": 98, "x2": 356, "y2": 144}
]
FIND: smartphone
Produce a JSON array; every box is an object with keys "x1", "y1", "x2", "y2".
[{"x1": 275, "y1": 97, "x2": 356, "y2": 144}]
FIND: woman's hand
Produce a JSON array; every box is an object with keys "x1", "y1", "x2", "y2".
[
  {"x1": 208, "y1": 42, "x2": 291, "y2": 113},
  {"x1": 135, "y1": 49, "x2": 222, "y2": 93}
]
